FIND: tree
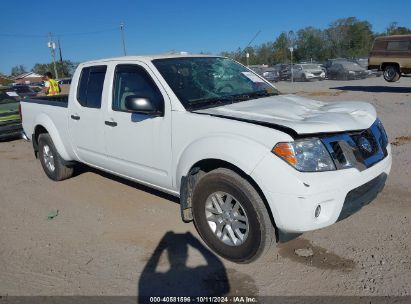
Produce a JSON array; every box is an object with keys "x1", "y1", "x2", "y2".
[
  {"x1": 32, "y1": 60, "x2": 78, "y2": 78},
  {"x1": 295, "y1": 27, "x2": 327, "y2": 62},
  {"x1": 11, "y1": 65, "x2": 27, "y2": 76},
  {"x1": 386, "y1": 22, "x2": 411, "y2": 35},
  {"x1": 255, "y1": 42, "x2": 276, "y2": 65},
  {"x1": 326, "y1": 17, "x2": 373, "y2": 58},
  {"x1": 219, "y1": 17, "x2": 410, "y2": 66},
  {"x1": 272, "y1": 32, "x2": 290, "y2": 63}
]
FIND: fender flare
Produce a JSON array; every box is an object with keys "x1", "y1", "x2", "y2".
[
  {"x1": 33, "y1": 114, "x2": 71, "y2": 161},
  {"x1": 175, "y1": 134, "x2": 269, "y2": 190}
]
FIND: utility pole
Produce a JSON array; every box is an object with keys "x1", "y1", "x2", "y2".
[
  {"x1": 58, "y1": 38, "x2": 63, "y2": 62},
  {"x1": 289, "y1": 47, "x2": 294, "y2": 83},
  {"x1": 244, "y1": 30, "x2": 261, "y2": 67},
  {"x1": 120, "y1": 21, "x2": 127, "y2": 56},
  {"x1": 47, "y1": 32, "x2": 59, "y2": 79}
]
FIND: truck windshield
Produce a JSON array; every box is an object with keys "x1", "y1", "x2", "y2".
[{"x1": 152, "y1": 57, "x2": 279, "y2": 110}]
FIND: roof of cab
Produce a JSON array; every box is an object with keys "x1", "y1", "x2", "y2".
[
  {"x1": 80, "y1": 52, "x2": 219, "y2": 66},
  {"x1": 374, "y1": 34, "x2": 411, "y2": 41}
]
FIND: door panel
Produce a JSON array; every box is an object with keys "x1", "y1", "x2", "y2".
[
  {"x1": 68, "y1": 65, "x2": 108, "y2": 167},
  {"x1": 103, "y1": 63, "x2": 173, "y2": 189}
]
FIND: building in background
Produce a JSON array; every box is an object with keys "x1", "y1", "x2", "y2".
[
  {"x1": 0, "y1": 74, "x2": 13, "y2": 86},
  {"x1": 12, "y1": 72, "x2": 43, "y2": 84}
]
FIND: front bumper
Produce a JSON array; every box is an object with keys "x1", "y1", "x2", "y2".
[
  {"x1": 347, "y1": 72, "x2": 368, "y2": 79},
  {"x1": 251, "y1": 145, "x2": 392, "y2": 233},
  {"x1": 0, "y1": 120, "x2": 23, "y2": 140},
  {"x1": 305, "y1": 74, "x2": 325, "y2": 80}
]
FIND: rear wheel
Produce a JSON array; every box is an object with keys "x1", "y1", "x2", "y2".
[
  {"x1": 383, "y1": 65, "x2": 401, "y2": 82},
  {"x1": 301, "y1": 73, "x2": 308, "y2": 82},
  {"x1": 38, "y1": 134, "x2": 73, "y2": 181},
  {"x1": 192, "y1": 168, "x2": 276, "y2": 263}
]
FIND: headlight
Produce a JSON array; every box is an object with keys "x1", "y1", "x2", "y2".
[
  {"x1": 272, "y1": 139, "x2": 336, "y2": 172},
  {"x1": 348, "y1": 71, "x2": 355, "y2": 74}
]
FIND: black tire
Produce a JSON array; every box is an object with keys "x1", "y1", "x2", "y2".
[
  {"x1": 383, "y1": 65, "x2": 401, "y2": 82},
  {"x1": 191, "y1": 168, "x2": 276, "y2": 263},
  {"x1": 38, "y1": 133, "x2": 73, "y2": 181},
  {"x1": 342, "y1": 73, "x2": 349, "y2": 81},
  {"x1": 301, "y1": 74, "x2": 308, "y2": 82}
]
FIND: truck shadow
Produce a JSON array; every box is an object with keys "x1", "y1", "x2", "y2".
[
  {"x1": 138, "y1": 231, "x2": 230, "y2": 302},
  {"x1": 331, "y1": 86, "x2": 411, "y2": 93},
  {"x1": 73, "y1": 164, "x2": 179, "y2": 204}
]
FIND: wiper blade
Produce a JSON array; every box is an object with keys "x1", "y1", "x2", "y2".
[
  {"x1": 246, "y1": 90, "x2": 277, "y2": 98},
  {"x1": 187, "y1": 91, "x2": 277, "y2": 111},
  {"x1": 187, "y1": 96, "x2": 234, "y2": 110},
  {"x1": 230, "y1": 90, "x2": 276, "y2": 101}
]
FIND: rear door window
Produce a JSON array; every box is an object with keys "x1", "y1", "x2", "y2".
[
  {"x1": 77, "y1": 66, "x2": 107, "y2": 108},
  {"x1": 386, "y1": 41, "x2": 411, "y2": 51}
]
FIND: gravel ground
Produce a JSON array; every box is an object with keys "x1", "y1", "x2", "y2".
[{"x1": 0, "y1": 77, "x2": 410, "y2": 299}]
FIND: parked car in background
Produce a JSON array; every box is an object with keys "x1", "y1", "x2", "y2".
[
  {"x1": 57, "y1": 78, "x2": 72, "y2": 95},
  {"x1": 58, "y1": 78, "x2": 72, "y2": 85},
  {"x1": 368, "y1": 34, "x2": 411, "y2": 82},
  {"x1": 29, "y1": 82, "x2": 45, "y2": 93},
  {"x1": 275, "y1": 64, "x2": 291, "y2": 80},
  {"x1": 249, "y1": 66, "x2": 279, "y2": 82},
  {"x1": 0, "y1": 87, "x2": 23, "y2": 140},
  {"x1": 356, "y1": 58, "x2": 382, "y2": 78},
  {"x1": 292, "y1": 64, "x2": 325, "y2": 81},
  {"x1": 261, "y1": 67, "x2": 279, "y2": 82},
  {"x1": 323, "y1": 58, "x2": 347, "y2": 71},
  {"x1": 11, "y1": 84, "x2": 37, "y2": 98},
  {"x1": 326, "y1": 61, "x2": 368, "y2": 80}
]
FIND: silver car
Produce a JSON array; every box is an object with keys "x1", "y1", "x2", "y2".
[{"x1": 292, "y1": 64, "x2": 326, "y2": 81}]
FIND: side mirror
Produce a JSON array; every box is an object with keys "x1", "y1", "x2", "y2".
[{"x1": 124, "y1": 95, "x2": 161, "y2": 115}]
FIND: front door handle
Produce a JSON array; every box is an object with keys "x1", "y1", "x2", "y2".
[
  {"x1": 71, "y1": 115, "x2": 80, "y2": 120},
  {"x1": 105, "y1": 121, "x2": 118, "y2": 127}
]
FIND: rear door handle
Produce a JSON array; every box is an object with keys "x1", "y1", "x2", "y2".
[
  {"x1": 71, "y1": 115, "x2": 80, "y2": 120},
  {"x1": 105, "y1": 121, "x2": 118, "y2": 127}
]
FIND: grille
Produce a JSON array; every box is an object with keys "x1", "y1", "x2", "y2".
[
  {"x1": 330, "y1": 142, "x2": 347, "y2": 164},
  {"x1": 321, "y1": 119, "x2": 388, "y2": 171}
]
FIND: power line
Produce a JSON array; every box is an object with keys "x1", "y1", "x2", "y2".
[
  {"x1": 0, "y1": 33, "x2": 47, "y2": 38},
  {"x1": 0, "y1": 27, "x2": 118, "y2": 39},
  {"x1": 58, "y1": 27, "x2": 118, "y2": 37},
  {"x1": 245, "y1": 30, "x2": 262, "y2": 49}
]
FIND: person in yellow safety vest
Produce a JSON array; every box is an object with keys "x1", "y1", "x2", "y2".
[{"x1": 42, "y1": 72, "x2": 60, "y2": 96}]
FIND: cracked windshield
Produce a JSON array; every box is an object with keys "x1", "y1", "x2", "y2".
[{"x1": 153, "y1": 57, "x2": 279, "y2": 110}]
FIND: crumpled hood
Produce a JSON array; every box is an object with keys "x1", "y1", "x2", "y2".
[{"x1": 194, "y1": 94, "x2": 376, "y2": 135}]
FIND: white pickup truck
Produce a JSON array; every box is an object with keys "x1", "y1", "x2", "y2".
[{"x1": 21, "y1": 54, "x2": 392, "y2": 263}]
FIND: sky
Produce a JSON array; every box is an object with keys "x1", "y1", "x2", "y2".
[{"x1": 1, "y1": 0, "x2": 410, "y2": 75}]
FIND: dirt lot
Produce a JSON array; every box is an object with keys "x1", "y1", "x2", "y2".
[{"x1": 0, "y1": 77, "x2": 410, "y2": 299}]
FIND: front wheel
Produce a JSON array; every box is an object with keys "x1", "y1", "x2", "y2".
[
  {"x1": 383, "y1": 65, "x2": 401, "y2": 82},
  {"x1": 38, "y1": 133, "x2": 74, "y2": 181},
  {"x1": 192, "y1": 168, "x2": 276, "y2": 263}
]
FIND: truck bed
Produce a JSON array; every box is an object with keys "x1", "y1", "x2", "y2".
[
  {"x1": 20, "y1": 94, "x2": 71, "y2": 154},
  {"x1": 24, "y1": 95, "x2": 69, "y2": 108}
]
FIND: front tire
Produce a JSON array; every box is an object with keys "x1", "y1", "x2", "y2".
[
  {"x1": 38, "y1": 134, "x2": 73, "y2": 181},
  {"x1": 383, "y1": 65, "x2": 401, "y2": 82},
  {"x1": 192, "y1": 168, "x2": 276, "y2": 263}
]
